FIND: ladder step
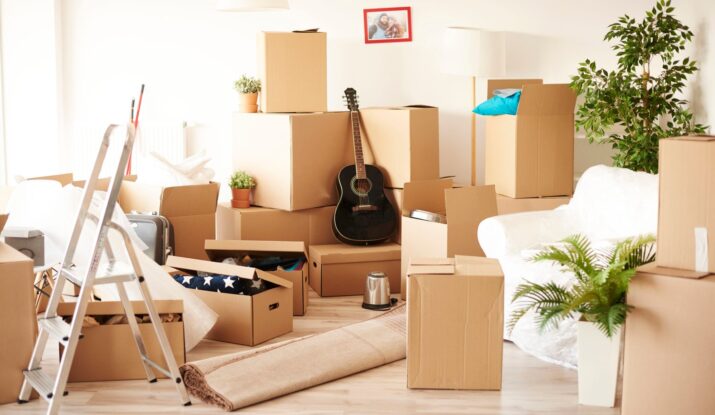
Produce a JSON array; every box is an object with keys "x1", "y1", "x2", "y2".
[
  {"x1": 143, "y1": 356, "x2": 174, "y2": 379},
  {"x1": 62, "y1": 261, "x2": 137, "y2": 286},
  {"x1": 23, "y1": 368, "x2": 57, "y2": 401},
  {"x1": 38, "y1": 316, "x2": 82, "y2": 346}
]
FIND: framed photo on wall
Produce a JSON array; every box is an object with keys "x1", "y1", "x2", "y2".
[{"x1": 363, "y1": 7, "x2": 412, "y2": 44}]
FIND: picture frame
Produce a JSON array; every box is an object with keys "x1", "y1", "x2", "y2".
[{"x1": 363, "y1": 7, "x2": 412, "y2": 44}]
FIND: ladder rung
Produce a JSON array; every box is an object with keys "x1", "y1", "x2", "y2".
[
  {"x1": 38, "y1": 317, "x2": 81, "y2": 346},
  {"x1": 143, "y1": 356, "x2": 173, "y2": 379},
  {"x1": 62, "y1": 261, "x2": 137, "y2": 286},
  {"x1": 23, "y1": 368, "x2": 56, "y2": 401}
]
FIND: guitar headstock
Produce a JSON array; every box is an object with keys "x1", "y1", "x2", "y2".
[{"x1": 343, "y1": 88, "x2": 359, "y2": 111}]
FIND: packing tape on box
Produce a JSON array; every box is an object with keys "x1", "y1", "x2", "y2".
[{"x1": 695, "y1": 227, "x2": 709, "y2": 273}]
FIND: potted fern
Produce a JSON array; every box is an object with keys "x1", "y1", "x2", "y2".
[
  {"x1": 229, "y1": 170, "x2": 255, "y2": 208},
  {"x1": 234, "y1": 75, "x2": 261, "y2": 113},
  {"x1": 508, "y1": 234, "x2": 655, "y2": 407}
]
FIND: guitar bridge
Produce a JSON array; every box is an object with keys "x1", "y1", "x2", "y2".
[{"x1": 352, "y1": 204, "x2": 379, "y2": 212}]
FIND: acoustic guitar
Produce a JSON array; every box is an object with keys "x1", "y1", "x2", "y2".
[{"x1": 332, "y1": 88, "x2": 396, "y2": 245}]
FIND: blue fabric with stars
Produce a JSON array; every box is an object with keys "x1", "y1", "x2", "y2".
[{"x1": 173, "y1": 271, "x2": 272, "y2": 296}]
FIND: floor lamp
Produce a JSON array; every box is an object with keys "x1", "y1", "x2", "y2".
[{"x1": 442, "y1": 27, "x2": 505, "y2": 185}]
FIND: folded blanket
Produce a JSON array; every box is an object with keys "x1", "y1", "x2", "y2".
[
  {"x1": 172, "y1": 272, "x2": 272, "y2": 296},
  {"x1": 180, "y1": 304, "x2": 406, "y2": 411}
]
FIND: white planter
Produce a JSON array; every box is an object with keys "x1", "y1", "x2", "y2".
[{"x1": 577, "y1": 321, "x2": 622, "y2": 407}]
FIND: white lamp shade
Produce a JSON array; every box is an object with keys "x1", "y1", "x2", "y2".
[
  {"x1": 442, "y1": 27, "x2": 505, "y2": 77},
  {"x1": 216, "y1": 0, "x2": 289, "y2": 11}
]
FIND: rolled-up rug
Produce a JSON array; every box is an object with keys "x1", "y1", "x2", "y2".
[{"x1": 180, "y1": 304, "x2": 406, "y2": 411}]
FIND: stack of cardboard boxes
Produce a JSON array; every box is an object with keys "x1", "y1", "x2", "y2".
[{"x1": 622, "y1": 136, "x2": 715, "y2": 415}]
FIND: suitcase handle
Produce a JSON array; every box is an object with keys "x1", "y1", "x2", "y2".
[{"x1": 269, "y1": 302, "x2": 280, "y2": 311}]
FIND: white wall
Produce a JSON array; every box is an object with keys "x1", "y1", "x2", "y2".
[{"x1": 3, "y1": 0, "x2": 714, "y2": 186}]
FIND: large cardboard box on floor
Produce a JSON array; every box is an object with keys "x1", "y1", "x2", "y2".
[
  {"x1": 407, "y1": 256, "x2": 504, "y2": 390},
  {"x1": 118, "y1": 181, "x2": 220, "y2": 260},
  {"x1": 399, "y1": 179, "x2": 498, "y2": 299},
  {"x1": 0, "y1": 243, "x2": 35, "y2": 404},
  {"x1": 233, "y1": 112, "x2": 364, "y2": 211},
  {"x1": 56, "y1": 300, "x2": 184, "y2": 382},
  {"x1": 258, "y1": 31, "x2": 327, "y2": 113},
  {"x1": 496, "y1": 195, "x2": 570, "y2": 215},
  {"x1": 657, "y1": 136, "x2": 715, "y2": 273},
  {"x1": 385, "y1": 188, "x2": 404, "y2": 244},
  {"x1": 205, "y1": 239, "x2": 309, "y2": 316},
  {"x1": 216, "y1": 203, "x2": 339, "y2": 247},
  {"x1": 484, "y1": 79, "x2": 576, "y2": 198},
  {"x1": 309, "y1": 243, "x2": 401, "y2": 297},
  {"x1": 622, "y1": 264, "x2": 715, "y2": 414},
  {"x1": 360, "y1": 106, "x2": 440, "y2": 188},
  {"x1": 166, "y1": 255, "x2": 292, "y2": 346}
]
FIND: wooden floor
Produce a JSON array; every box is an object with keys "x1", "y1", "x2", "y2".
[{"x1": 1, "y1": 291, "x2": 620, "y2": 414}]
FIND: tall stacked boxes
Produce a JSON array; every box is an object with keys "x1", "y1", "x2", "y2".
[{"x1": 622, "y1": 136, "x2": 715, "y2": 415}]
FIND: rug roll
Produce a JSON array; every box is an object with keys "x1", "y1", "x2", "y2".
[{"x1": 180, "y1": 304, "x2": 406, "y2": 411}]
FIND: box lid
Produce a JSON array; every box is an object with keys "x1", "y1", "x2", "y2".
[
  {"x1": 309, "y1": 243, "x2": 400, "y2": 265},
  {"x1": 204, "y1": 239, "x2": 307, "y2": 261},
  {"x1": 517, "y1": 83, "x2": 576, "y2": 116},
  {"x1": 408, "y1": 256, "x2": 502, "y2": 278},
  {"x1": 56, "y1": 299, "x2": 183, "y2": 317},
  {"x1": 637, "y1": 262, "x2": 711, "y2": 280},
  {"x1": 402, "y1": 178, "x2": 453, "y2": 216},
  {"x1": 662, "y1": 135, "x2": 715, "y2": 143},
  {"x1": 165, "y1": 255, "x2": 292, "y2": 288}
]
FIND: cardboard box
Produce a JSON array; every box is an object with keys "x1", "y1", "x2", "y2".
[
  {"x1": 0, "y1": 243, "x2": 35, "y2": 404},
  {"x1": 622, "y1": 264, "x2": 715, "y2": 414},
  {"x1": 56, "y1": 300, "x2": 184, "y2": 382},
  {"x1": 205, "y1": 239, "x2": 309, "y2": 316},
  {"x1": 657, "y1": 136, "x2": 715, "y2": 273},
  {"x1": 119, "y1": 181, "x2": 220, "y2": 260},
  {"x1": 166, "y1": 255, "x2": 292, "y2": 346},
  {"x1": 385, "y1": 188, "x2": 403, "y2": 244},
  {"x1": 216, "y1": 203, "x2": 339, "y2": 247},
  {"x1": 407, "y1": 256, "x2": 504, "y2": 390},
  {"x1": 496, "y1": 195, "x2": 570, "y2": 215},
  {"x1": 484, "y1": 79, "x2": 576, "y2": 198},
  {"x1": 258, "y1": 31, "x2": 327, "y2": 113},
  {"x1": 399, "y1": 179, "x2": 498, "y2": 299},
  {"x1": 233, "y1": 112, "x2": 359, "y2": 211},
  {"x1": 309, "y1": 243, "x2": 401, "y2": 297},
  {"x1": 360, "y1": 106, "x2": 440, "y2": 188}
]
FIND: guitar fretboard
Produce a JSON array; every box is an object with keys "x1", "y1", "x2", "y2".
[{"x1": 350, "y1": 110, "x2": 366, "y2": 180}]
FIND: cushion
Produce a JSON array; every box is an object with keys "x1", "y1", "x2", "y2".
[{"x1": 473, "y1": 89, "x2": 521, "y2": 116}]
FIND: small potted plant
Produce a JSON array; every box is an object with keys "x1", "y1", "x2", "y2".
[
  {"x1": 508, "y1": 234, "x2": 655, "y2": 407},
  {"x1": 229, "y1": 170, "x2": 255, "y2": 208},
  {"x1": 234, "y1": 75, "x2": 261, "y2": 113}
]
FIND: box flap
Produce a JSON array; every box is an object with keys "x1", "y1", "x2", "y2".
[
  {"x1": 455, "y1": 255, "x2": 504, "y2": 277},
  {"x1": 118, "y1": 181, "x2": 163, "y2": 212},
  {"x1": 445, "y1": 185, "x2": 498, "y2": 257},
  {"x1": 56, "y1": 299, "x2": 183, "y2": 317},
  {"x1": 402, "y1": 178, "x2": 453, "y2": 216},
  {"x1": 487, "y1": 79, "x2": 542, "y2": 97},
  {"x1": 662, "y1": 135, "x2": 715, "y2": 143},
  {"x1": 161, "y1": 182, "x2": 220, "y2": 217},
  {"x1": 28, "y1": 173, "x2": 74, "y2": 186},
  {"x1": 0, "y1": 214, "x2": 7, "y2": 233},
  {"x1": 165, "y1": 255, "x2": 292, "y2": 288},
  {"x1": 407, "y1": 264, "x2": 456, "y2": 276},
  {"x1": 310, "y1": 243, "x2": 400, "y2": 265},
  {"x1": 517, "y1": 84, "x2": 576, "y2": 116},
  {"x1": 409, "y1": 258, "x2": 454, "y2": 266},
  {"x1": 205, "y1": 239, "x2": 307, "y2": 261},
  {"x1": 72, "y1": 175, "x2": 137, "y2": 190},
  {"x1": 637, "y1": 263, "x2": 711, "y2": 280}
]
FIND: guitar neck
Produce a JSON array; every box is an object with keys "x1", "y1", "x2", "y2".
[{"x1": 350, "y1": 110, "x2": 367, "y2": 179}]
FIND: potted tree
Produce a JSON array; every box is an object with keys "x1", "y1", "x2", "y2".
[
  {"x1": 570, "y1": 0, "x2": 707, "y2": 174},
  {"x1": 234, "y1": 75, "x2": 261, "y2": 113},
  {"x1": 229, "y1": 170, "x2": 255, "y2": 208},
  {"x1": 508, "y1": 234, "x2": 655, "y2": 407}
]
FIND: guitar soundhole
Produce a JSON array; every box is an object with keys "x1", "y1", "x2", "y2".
[{"x1": 350, "y1": 177, "x2": 372, "y2": 197}]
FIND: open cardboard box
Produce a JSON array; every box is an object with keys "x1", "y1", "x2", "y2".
[
  {"x1": 406, "y1": 256, "x2": 504, "y2": 390},
  {"x1": 165, "y1": 255, "x2": 292, "y2": 346},
  {"x1": 360, "y1": 105, "x2": 440, "y2": 188},
  {"x1": 622, "y1": 263, "x2": 715, "y2": 414},
  {"x1": 399, "y1": 179, "x2": 498, "y2": 299},
  {"x1": 205, "y1": 239, "x2": 309, "y2": 316},
  {"x1": 309, "y1": 243, "x2": 401, "y2": 297},
  {"x1": 657, "y1": 136, "x2": 715, "y2": 273},
  {"x1": 56, "y1": 300, "x2": 184, "y2": 382},
  {"x1": 484, "y1": 79, "x2": 576, "y2": 198},
  {"x1": 496, "y1": 194, "x2": 570, "y2": 215}
]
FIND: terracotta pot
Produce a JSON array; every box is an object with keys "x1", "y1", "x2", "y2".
[
  {"x1": 231, "y1": 188, "x2": 252, "y2": 208},
  {"x1": 238, "y1": 92, "x2": 258, "y2": 113}
]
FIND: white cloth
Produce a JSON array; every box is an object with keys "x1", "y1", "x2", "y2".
[{"x1": 4, "y1": 180, "x2": 217, "y2": 350}]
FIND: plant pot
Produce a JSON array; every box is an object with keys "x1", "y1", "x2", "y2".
[
  {"x1": 238, "y1": 92, "x2": 258, "y2": 113},
  {"x1": 577, "y1": 321, "x2": 622, "y2": 407},
  {"x1": 231, "y1": 188, "x2": 251, "y2": 208}
]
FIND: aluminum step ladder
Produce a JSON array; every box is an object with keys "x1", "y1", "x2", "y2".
[{"x1": 18, "y1": 124, "x2": 191, "y2": 414}]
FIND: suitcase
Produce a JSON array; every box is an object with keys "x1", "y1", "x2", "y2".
[{"x1": 127, "y1": 213, "x2": 174, "y2": 265}]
